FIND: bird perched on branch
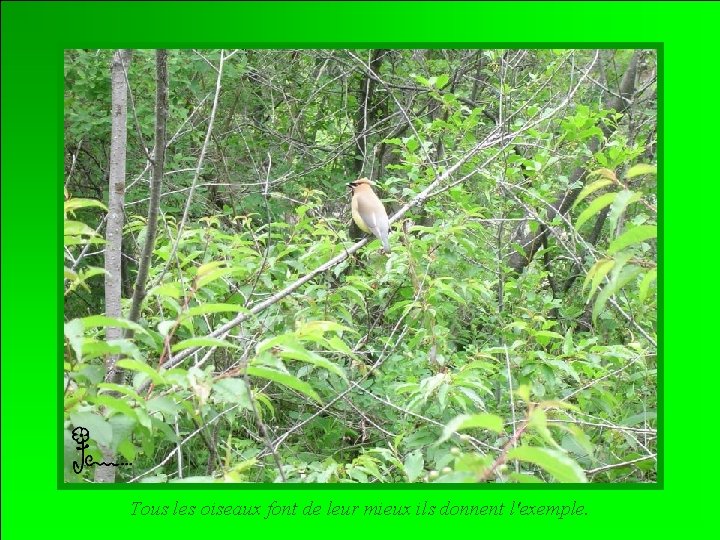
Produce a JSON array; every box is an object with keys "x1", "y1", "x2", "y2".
[{"x1": 348, "y1": 177, "x2": 391, "y2": 253}]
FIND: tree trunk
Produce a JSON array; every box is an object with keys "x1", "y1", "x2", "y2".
[
  {"x1": 128, "y1": 49, "x2": 168, "y2": 325},
  {"x1": 353, "y1": 49, "x2": 386, "y2": 175},
  {"x1": 97, "y1": 48, "x2": 132, "y2": 483}
]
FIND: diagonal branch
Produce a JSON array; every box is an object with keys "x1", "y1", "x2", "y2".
[
  {"x1": 157, "y1": 49, "x2": 226, "y2": 285},
  {"x1": 160, "y1": 52, "x2": 603, "y2": 371},
  {"x1": 162, "y1": 127, "x2": 503, "y2": 371}
]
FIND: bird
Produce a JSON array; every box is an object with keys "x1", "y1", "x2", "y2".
[{"x1": 348, "y1": 177, "x2": 391, "y2": 253}]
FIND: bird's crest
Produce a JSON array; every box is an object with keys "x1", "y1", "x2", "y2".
[{"x1": 348, "y1": 177, "x2": 375, "y2": 188}]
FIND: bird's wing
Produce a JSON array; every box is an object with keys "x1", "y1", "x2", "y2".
[{"x1": 357, "y1": 197, "x2": 389, "y2": 236}]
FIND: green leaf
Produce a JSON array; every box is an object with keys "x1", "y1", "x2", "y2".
[
  {"x1": 148, "y1": 282, "x2": 182, "y2": 299},
  {"x1": 626, "y1": 163, "x2": 656, "y2": 178},
  {"x1": 65, "y1": 267, "x2": 107, "y2": 296},
  {"x1": 584, "y1": 258, "x2": 615, "y2": 299},
  {"x1": 117, "y1": 439, "x2": 137, "y2": 462},
  {"x1": 435, "y1": 74, "x2": 450, "y2": 88},
  {"x1": 157, "y1": 320, "x2": 176, "y2": 337},
  {"x1": 608, "y1": 225, "x2": 656, "y2": 254},
  {"x1": 198, "y1": 268, "x2": 235, "y2": 288},
  {"x1": 195, "y1": 262, "x2": 234, "y2": 288},
  {"x1": 528, "y1": 407, "x2": 562, "y2": 450},
  {"x1": 139, "y1": 474, "x2": 168, "y2": 483},
  {"x1": 64, "y1": 318, "x2": 84, "y2": 360},
  {"x1": 536, "y1": 400, "x2": 580, "y2": 412},
  {"x1": 64, "y1": 220, "x2": 99, "y2": 237},
  {"x1": 246, "y1": 365, "x2": 321, "y2": 403},
  {"x1": 434, "y1": 280, "x2": 467, "y2": 304},
  {"x1": 533, "y1": 330, "x2": 563, "y2": 347},
  {"x1": 383, "y1": 138, "x2": 402, "y2": 146},
  {"x1": 516, "y1": 385, "x2": 531, "y2": 403},
  {"x1": 181, "y1": 303, "x2": 246, "y2": 319},
  {"x1": 295, "y1": 320, "x2": 352, "y2": 337},
  {"x1": 607, "y1": 190, "x2": 642, "y2": 233},
  {"x1": 638, "y1": 268, "x2": 657, "y2": 302},
  {"x1": 171, "y1": 337, "x2": 241, "y2": 353},
  {"x1": 325, "y1": 335, "x2": 356, "y2": 356},
  {"x1": 509, "y1": 472, "x2": 545, "y2": 483},
  {"x1": 92, "y1": 395, "x2": 138, "y2": 421},
  {"x1": 64, "y1": 235, "x2": 105, "y2": 246},
  {"x1": 254, "y1": 392, "x2": 275, "y2": 419},
  {"x1": 196, "y1": 261, "x2": 225, "y2": 277},
  {"x1": 507, "y1": 446, "x2": 587, "y2": 483},
  {"x1": 572, "y1": 178, "x2": 613, "y2": 210},
  {"x1": 64, "y1": 198, "x2": 107, "y2": 214},
  {"x1": 593, "y1": 262, "x2": 643, "y2": 321},
  {"x1": 79, "y1": 315, "x2": 150, "y2": 337},
  {"x1": 560, "y1": 424, "x2": 595, "y2": 460},
  {"x1": 77, "y1": 364, "x2": 105, "y2": 385},
  {"x1": 82, "y1": 339, "x2": 143, "y2": 362},
  {"x1": 212, "y1": 378, "x2": 251, "y2": 409},
  {"x1": 405, "y1": 137, "x2": 419, "y2": 152},
  {"x1": 70, "y1": 411, "x2": 113, "y2": 447},
  {"x1": 258, "y1": 336, "x2": 347, "y2": 380},
  {"x1": 562, "y1": 328, "x2": 574, "y2": 355},
  {"x1": 97, "y1": 383, "x2": 143, "y2": 403},
  {"x1": 150, "y1": 416, "x2": 177, "y2": 442},
  {"x1": 115, "y1": 359, "x2": 165, "y2": 386},
  {"x1": 403, "y1": 449, "x2": 425, "y2": 482},
  {"x1": 623, "y1": 410, "x2": 656, "y2": 426},
  {"x1": 575, "y1": 192, "x2": 617, "y2": 230},
  {"x1": 147, "y1": 396, "x2": 180, "y2": 419},
  {"x1": 439, "y1": 413, "x2": 504, "y2": 443},
  {"x1": 413, "y1": 74, "x2": 429, "y2": 87}
]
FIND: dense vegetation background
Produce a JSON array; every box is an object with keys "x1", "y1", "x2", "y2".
[{"x1": 63, "y1": 49, "x2": 657, "y2": 483}]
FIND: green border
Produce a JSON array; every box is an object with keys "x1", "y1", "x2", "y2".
[
  {"x1": 655, "y1": 42, "x2": 664, "y2": 490},
  {"x1": 59, "y1": 42, "x2": 663, "y2": 493},
  {"x1": 3, "y1": 0, "x2": 711, "y2": 536}
]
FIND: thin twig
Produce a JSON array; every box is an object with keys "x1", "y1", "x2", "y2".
[
  {"x1": 503, "y1": 344, "x2": 519, "y2": 474},
  {"x1": 158, "y1": 49, "x2": 226, "y2": 284},
  {"x1": 586, "y1": 454, "x2": 656, "y2": 476}
]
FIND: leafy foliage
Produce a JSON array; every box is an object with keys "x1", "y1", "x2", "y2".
[{"x1": 64, "y1": 49, "x2": 657, "y2": 483}]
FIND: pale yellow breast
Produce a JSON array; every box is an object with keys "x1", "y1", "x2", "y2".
[{"x1": 351, "y1": 196, "x2": 371, "y2": 233}]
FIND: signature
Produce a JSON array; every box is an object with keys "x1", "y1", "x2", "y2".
[{"x1": 72, "y1": 426, "x2": 131, "y2": 474}]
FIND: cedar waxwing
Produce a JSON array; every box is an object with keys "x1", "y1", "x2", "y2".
[{"x1": 348, "y1": 177, "x2": 391, "y2": 253}]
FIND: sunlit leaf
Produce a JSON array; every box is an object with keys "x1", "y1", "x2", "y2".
[
  {"x1": 403, "y1": 449, "x2": 425, "y2": 482},
  {"x1": 439, "y1": 413, "x2": 504, "y2": 443},
  {"x1": 626, "y1": 163, "x2": 656, "y2": 178},
  {"x1": 115, "y1": 359, "x2": 165, "y2": 385},
  {"x1": 65, "y1": 198, "x2": 107, "y2": 214},
  {"x1": 572, "y1": 177, "x2": 614, "y2": 210},
  {"x1": 246, "y1": 365, "x2": 321, "y2": 403},
  {"x1": 575, "y1": 192, "x2": 617, "y2": 230},
  {"x1": 508, "y1": 446, "x2": 587, "y2": 483},
  {"x1": 608, "y1": 225, "x2": 657, "y2": 254},
  {"x1": 171, "y1": 337, "x2": 241, "y2": 353}
]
